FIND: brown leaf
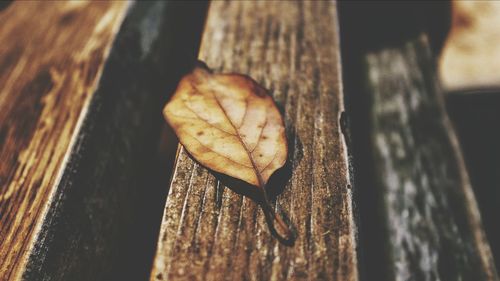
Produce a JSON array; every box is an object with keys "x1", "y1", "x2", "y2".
[
  {"x1": 163, "y1": 64, "x2": 287, "y2": 188},
  {"x1": 163, "y1": 62, "x2": 292, "y2": 242}
]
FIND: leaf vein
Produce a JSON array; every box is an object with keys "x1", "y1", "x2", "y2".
[
  {"x1": 183, "y1": 130, "x2": 253, "y2": 169},
  {"x1": 209, "y1": 89, "x2": 265, "y2": 186},
  {"x1": 259, "y1": 148, "x2": 279, "y2": 173},
  {"x1": 250, "y1": 116, "x2": 268, "y2": 153},
  {"x1": 180, "y1": 101, "x2": 237, "y2": 137},
  {"x1": 237, "y1": 98, "x2": 249, "y2": 129}
]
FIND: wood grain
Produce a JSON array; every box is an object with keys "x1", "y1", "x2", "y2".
[
  {"x1": 0, "y1": 2, "x2": 129, "y2": 280},
  {"x1": 356, "y1": 35, "x2": 498, "y2": 280},
  {"x1": 150, "y1": 1, "x2": 358, "y2": 281},
  {"x1": 20, "y1": 2, "x2": 207, "y2": 280}
]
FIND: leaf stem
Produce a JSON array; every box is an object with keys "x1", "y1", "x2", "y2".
[{"x1": 260, "y1": 187, "x2": 293, "y2": 243}]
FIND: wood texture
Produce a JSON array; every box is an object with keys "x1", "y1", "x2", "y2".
[
  {"x1": 355, "y1": 35, "x2": 498, "y2": 280},
  {"x1": 17, "y1": 2, "x2": 207, "y2": 281},
  {"x1": 150, "y1": 1, "x2": 358, "y2": 281},
  {"x1": 0, "y1": 2, "x2": 129, "y2": 280}
]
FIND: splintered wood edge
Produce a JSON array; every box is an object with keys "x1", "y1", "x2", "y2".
[{"x1": 150, "y1": 1, "x2": 358, "y2": 280}]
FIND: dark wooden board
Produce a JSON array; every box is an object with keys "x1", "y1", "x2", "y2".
[
  {"x1": 0, "y1": 1, "x2": 207, "y2": 280},
  {"x1": 366, "y1": 36, "x2": 496, "y2": 280},
  {"x1": 0, "y1": 2, "x2": 129, "y2": 279},
  {"x1": 339, "y1": 3, "x2": 499, "y2": 278},
  {"x1": 340, "y1": 30, "x2": 498, "y2": 281},
  {"x1": 150, "y1": 1, "x2": 358, "y2": 281}
]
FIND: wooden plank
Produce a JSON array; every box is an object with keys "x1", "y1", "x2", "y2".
[
  {"x1": 439, "y1": 1, "x2": 500, "y2": 91},
  {"x1": 339, "y1": 3, "x2": 499, "y2": 278},
  {"x1": 0, "y1": 2, "x2": 129, "y2": 280},
  {"x1": 354, "y1": 36, "x2": 498, "y2": 280},
  {"x1": 150, "y1": 1, "x2": 358, "y2": 281},
  {"x1": 14, "y1": 2, "x2": 206, "y2": 281}
]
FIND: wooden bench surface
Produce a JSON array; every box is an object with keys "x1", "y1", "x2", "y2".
[
  {"x1": 0, "y1": 1, "x2": 498, "y2": 281},
  {"x1": 0, "y1": 2, "x2": 207, "y2": 280},
  {"x1": 150, "y1": 1, "x2": 358, "y2": 281},
  {"x1": 0, "y1": 2, "x2": 128, "y2": 279}
]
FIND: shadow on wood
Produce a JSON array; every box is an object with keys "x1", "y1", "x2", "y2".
[{"x1": 209, "y1": 125, "x2": 301, "y2": 246}]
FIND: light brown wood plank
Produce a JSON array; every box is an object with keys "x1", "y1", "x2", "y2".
[
  {"x1": 0, "y1": 2, "x2": 129, "y2": 280},
  {"x1": 150, "y1": 1, "x2": 358, "y2": 280},
  {"x1": 439, "y1": 1, "x2": 500, "y2": 91}
]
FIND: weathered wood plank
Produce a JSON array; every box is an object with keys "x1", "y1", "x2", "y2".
[
  {"x1": 150, "y1": 1, "x2": 358, "y2": 281},
  {"x1": 339, "y1": 3, "x2": 499, "y2": 278},
  {"x1": 345, "y1": 33, "x2": 498, "y2": 280},
  {"x1": 15, "y1": 2, "x2": 207, "y2": 280},
  {"x1": 439, "y1": 1, "x2": 500, "y2": 91},
  {"x1": 0, "y1": 2, "x2": 129, "y2": 280}
]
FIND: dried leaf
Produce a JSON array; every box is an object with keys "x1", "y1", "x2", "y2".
[
  {"x1": 164, "y1": 64, "x2": 287, "y2": 188},
  {"x1": 164, "y1": 62, "x2": 292, "y2": 241}
]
